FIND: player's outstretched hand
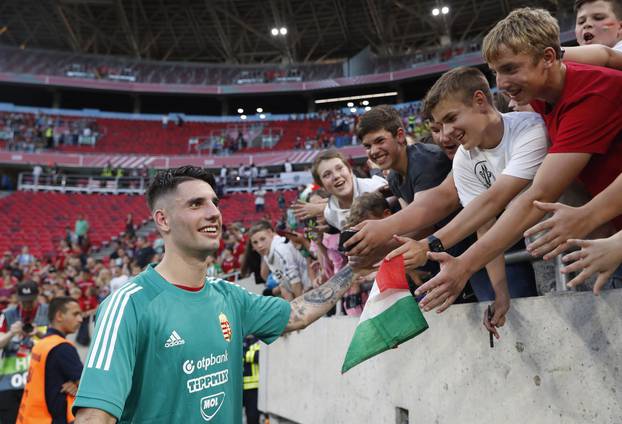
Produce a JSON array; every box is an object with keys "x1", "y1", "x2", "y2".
[
  {"x1": 524, "y1": 201, "x2": 593, "y2": 260},
  {"x1": 562, "y1": 234, "x2": 622, "y2": 295},
  {"x1": 415, "y1": 251, "x2": 471, "y2": 313}
]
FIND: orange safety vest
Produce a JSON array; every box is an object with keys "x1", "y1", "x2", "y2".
[{"x1": 17, "y1": 334, "x2": 76, "y2": 424}]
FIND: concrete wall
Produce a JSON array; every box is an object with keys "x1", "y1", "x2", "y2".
[{"x1": 259, "y1": 290, "x2": 622, "y2": 424}]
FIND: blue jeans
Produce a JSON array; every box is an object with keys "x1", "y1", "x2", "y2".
[
  {"x1": 601, "y1": 264, "x2": 622, "y2": 290},
  {"x1": 468, "y1": 239, "x2": 538, "y2": 302}
]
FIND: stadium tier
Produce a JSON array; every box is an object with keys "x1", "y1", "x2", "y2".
[
  {"x1": 0, "y1": 111, "x2": 345, "y2": 155},
  {"x1": 0, "y1": 190, "x2": 296, "y2": 258},
  {"x1": 0, "y1": 192, "x2": 151, "y2": 257},
  {"x1": 217, "y1": 190, "x2": 298, "y2": 226}
]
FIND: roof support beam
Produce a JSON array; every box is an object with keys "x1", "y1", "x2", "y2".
[
  {"x1": 54, "y1": 2, "x2": 81, "y2": 52},
  {"x1": 115, "y1": 0, "x2": 141, "y2": 58}
]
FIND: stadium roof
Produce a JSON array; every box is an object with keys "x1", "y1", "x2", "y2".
[{"x1": 0, "y1": 0, "x2": 573, "y2": 64}]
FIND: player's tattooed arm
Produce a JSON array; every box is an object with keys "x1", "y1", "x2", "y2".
[
  {"x1": 284, "y1": 266, "x2": 355, "y2": 332},
  {"x1": 75, "y1": 408, "x2": 117, "y2": 424}
]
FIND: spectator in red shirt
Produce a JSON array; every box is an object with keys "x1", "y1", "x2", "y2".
[
  {"x1": 220, "y1": 248, "x2": 239, "y2": 274},
  {"x1": 78, "y1": 286, "x2": 99, "y2": 318},
  {"x1": 414, "y1": 8, "x2": 622, "y2": 311},
  {"x1": 76, "y1": 270, "x2": 95, "y2": 294}
]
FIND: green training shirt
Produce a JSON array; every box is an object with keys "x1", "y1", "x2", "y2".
[{"x1": 73, "y1": 265, "x2": 291, "y2": 423}]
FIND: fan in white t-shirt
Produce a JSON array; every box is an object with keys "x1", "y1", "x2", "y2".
[
  {"x1": 452, "y1": 111, "x2": 548, "y2": 208},
  {"x1": 249, "y1": 221, "x2": 310, "y2": 300},
  {"x1": 382, "y1": 67, "x2": 549, "y2": 335}
]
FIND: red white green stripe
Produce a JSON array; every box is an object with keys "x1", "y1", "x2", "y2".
[{"x1": 341, "y1": 255, "x2": 428, "y2": 373}]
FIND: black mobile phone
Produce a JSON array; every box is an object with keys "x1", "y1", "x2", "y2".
[{"x1": 338, "y1": 229, "x2": 358, "y2": 252}]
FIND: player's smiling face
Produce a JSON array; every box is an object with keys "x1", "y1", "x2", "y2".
[
  {"x1": 488, "y1": 47, "x2": 548, "y2": 106},
  {"x1": 575, "y1": 0, "x2": 622, "y2": 48},
  {"x1": 362, "y1": 128, "x2": 405, "y2": 171},
  {"x1": 163, "y1": 180, "x2": 222, "y2": 256},
  {"x1": 317, "y1": 157, "x2": 354, "y2": 203}
]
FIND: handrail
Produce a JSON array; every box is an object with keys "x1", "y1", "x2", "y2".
[{"x1": 504, "y1": 249, "x2": 569, "y2": 292}]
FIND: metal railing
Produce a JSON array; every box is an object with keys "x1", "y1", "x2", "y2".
[
  {"x1": 18, "y1": 173, "x2": 147, "y2": 195},
  {"x1": 505, "y1": 245, "x2": 569, "y2": 292}
]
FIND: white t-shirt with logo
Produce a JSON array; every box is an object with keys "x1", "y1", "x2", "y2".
[
  {"x1": 265, "y1": 236, "x2": 310, "y2": 292},
  {"x1": 452, "y1": 112, "x2": 549, "y2": 207},
  {"x1": 614, "y1": 40, "x2": 622, "y2": 52}
]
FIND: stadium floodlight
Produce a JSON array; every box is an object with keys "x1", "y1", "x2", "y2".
[
  {"x1": 280, "y1": 27, "x2": 288, "y2": 35},
  {"x1": 350, "y1": 107, "x2": 357, "y2": 113},
  {"x1": 364, "y1": 106, "x2": 372, "y2": 111},
  {"x1": 347, "y1": 102, "x2": 354, "y2": 107},
  {"x1": 259, "y1": 114, "x2": 266, "y2": 119},
  {"x1": 441, "y1": 6, "x2": 449, "y2": 14},
  {"x1": 240, "y1": 114, "x2": 247, "y2": 120},
  {"x1": 271, "y1": 28, "x2": 279, "y2": 36},
  {"x1": 237, "y1": 108, "x2": 244, "y2": 114},
  {"x1": 432, "y1": 8, "x2": 440, "y2": 16},
  {"x1": 256, "y1": 107, "x2": 263, "y2": 113},
  {"x1": 362, "y1": 100, "x2": 369, "y2": 106}
]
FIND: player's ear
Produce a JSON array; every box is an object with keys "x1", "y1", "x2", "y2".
[{"x1": 153, "y1": 208, "x2": 170, "y2": 233}]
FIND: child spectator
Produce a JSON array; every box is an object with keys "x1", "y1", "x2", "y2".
[
  {"x1": 220, "y1": 248, "x2": 239, "y2": 274},
  {"x1": 575, "y1": 0, "x2": 622, "y2": 50}
]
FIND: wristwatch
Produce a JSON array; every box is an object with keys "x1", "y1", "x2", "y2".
[{"x1": 427, "y1": 235, "x2": 445, "y2": 253}]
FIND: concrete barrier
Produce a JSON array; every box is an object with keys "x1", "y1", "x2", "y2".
[{"x1": 259, "y1": 290, "x2": 622, "y2": 424}]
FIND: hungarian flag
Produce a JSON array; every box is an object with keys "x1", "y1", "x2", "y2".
[{"x1": 341, "y1": 255, "x2": 428, "y2": 373}]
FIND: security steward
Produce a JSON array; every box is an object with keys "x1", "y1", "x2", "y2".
[
  {"x1": 243, "y1": 335, "x2": 261, "y2": 424},
  {"x1": 17, "y1": 297, "x2": 84, "y2": 424}
]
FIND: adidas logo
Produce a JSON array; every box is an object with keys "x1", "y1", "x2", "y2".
[{"x1": 164, "y1": 330, "x2": 185, "y2": 348}]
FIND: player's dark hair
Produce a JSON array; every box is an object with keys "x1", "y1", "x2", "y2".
[
  {"x1": 146, "y1": 166, "x2": 215, "y2": 210},
  {"x1": 48, "y1": 296, "x2": 79, "y2": 322}
]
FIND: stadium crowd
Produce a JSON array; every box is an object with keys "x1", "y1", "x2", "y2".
[
  {"x1": 0, "y1": 112, "x2": 99, "y2": 152},
  {"x1": 1, "y1": 1, "x2": 622, "y2": 423}
]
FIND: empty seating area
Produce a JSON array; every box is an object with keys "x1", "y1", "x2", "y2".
[
  {"x1": 30, "y1": 116, "x2": 331, "y2": 155},
  {"x1": 0, "y1": 192, "x2": 150, "y2": 258},
  {"x1": 0, "y1": 190, "x2": 296, "y2": 259},
  {"x1": 58, "y1": 118, "x2": 223, "y2": 155}
]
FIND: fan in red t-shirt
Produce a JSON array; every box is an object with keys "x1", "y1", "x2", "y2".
[
  {"x1": 77, "y1": 270, "x2": 96, "y2": 294},
  {"x1": 79, "y1": 286, "x2": 100, "y2": 317},
  {"x1": 220, "y1": 248, "x2": 239, "y2": 274},
  {"x1": 413, "y1": 8, "x2": 622, "y2": 312}
]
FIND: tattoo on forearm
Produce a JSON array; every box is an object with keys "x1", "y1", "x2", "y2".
[
  {"x1": 303, "y1": 286, "x2": 335, "y2": 304},
  {"x1": 286, "y1": 266, "x2": 355, "y2": 331},
  {"x1": 331, "y1": 266, "x2": 354, "y2": 290}
]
